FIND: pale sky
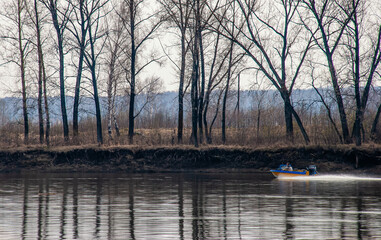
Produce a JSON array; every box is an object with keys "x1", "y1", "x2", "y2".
[{"x1": 0, "y1": 0, "x2": 380, "y2": 98}]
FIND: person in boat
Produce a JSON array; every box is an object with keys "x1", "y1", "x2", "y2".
[
  {"x1": 286, "y1": 162, "x2": 293, "y2": 171},
  {"x1": 281, "y1": 162, "x2": 293, "y2": 171}
]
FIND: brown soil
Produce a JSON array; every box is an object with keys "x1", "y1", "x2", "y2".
[{"x1": 0, "y1": 145, "x2": 380, "y2": 174}]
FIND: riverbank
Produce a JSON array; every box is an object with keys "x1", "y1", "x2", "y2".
[{"x1": 0, "y1": 145, "x2": 380, "y2": 173}]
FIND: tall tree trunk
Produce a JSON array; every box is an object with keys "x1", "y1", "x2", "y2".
[
  {"x1": 72, "y1": 52, "x2": 84, "y2": 141},
  {"x1": 281, "y1": 89, "x2": 310, "y2": 144},
  {"x1": 112, "y1": 69, "x2": 120, "y2": 138},
  {"x1": 43, "y1": 65, "x2": 50, "y2": 146},
  {"x1": 18, "y1": 0, "x2": 28, "y2": 144},
  {"x1": 40, "y1": 14, "x2": 50, "y2": 146},
  {"x1": 177, "y1": 28, "x2": 186, "y2": 144},
  {"x1": 58, "y1": 33, "x2": 69, "y2": 142},
  {"x1": 128, "y1": 0, "x2": 136, "y2": 144},
  {"x1": 222, "y1": 41, "x2": 233, "y2": 144},
  {"x1": 290, "y1": 103, "x2": 310, "y2": 144},
  {"x1": 203, "y1": 99, "x2": 210, "y2": 143},
  {"x1": 327, "y1": 54, "x2": 351, "y2": 143},
  {"x1": 107, "y1": 66, "x2": 115, "y2": 141},
  {"x1": 190, "y1": 0, "x2": 200, "y2": 147},
  {"x1": 73, "y1": 0, "x2": 87, "y2": 142},
  {"x1": 371, "y1": 103, "x2": 381, "y2": 140},
  {"x1": 35, "y1": 0, "x2": 44, "y2": 144},
  {"x1": 312, "y1": 5, "x2": 351, "y2": 144},
  {"x1": 190, "y1": 43, "x2": 199, "y2": 147},
  {"x1": 87, "y1": 13, "x2": 103, "y2": 145},
  {"x1": 352, "y1": 8, "x2": 362, "y2": 146},
  {"x1": 235, "y1": 74, "x2": 240, "y2": 129},
  {"x1": 283, "y1": 91, "x2": 294, "y2": 143},
  {"x1": 221, "y1": 83, "x2": 228, "y2": 144},
  {"x1": 107, "y1": 35, "x2": 120, "y2": 141},
  {"x1": 107, "y1": 113, "x2": 112, "y2": 140},
  {"x1": 198, "y1": 27, "x2": 205, "y2": 144},
  {"x1": 114, "y1": 114, "x2": 120, "y2": 137},
  {"x1": 50, "y1": 1, "x2": 69, "y2": 142},
  {"x1": 353, "y1": 25, "x2": 381, "y2": 145},
  {"x1": 279, "y1": 8, "x2": 293, "y2": 143},
  {"x1": 91, "y1": 66, "x2": 103, "y2": 144}
]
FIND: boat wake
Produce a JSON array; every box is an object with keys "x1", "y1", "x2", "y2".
[{"x1": 278, "y1": 174, "x2": 381, "y2": 182}]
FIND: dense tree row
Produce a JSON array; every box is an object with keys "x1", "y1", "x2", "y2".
[{"x1": 0, "y1": 0, "x2": 380, "y2": 147}]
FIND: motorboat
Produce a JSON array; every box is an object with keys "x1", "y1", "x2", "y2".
[{"x1": 270, "y1": 164, "x2": 318, "y2": 178}]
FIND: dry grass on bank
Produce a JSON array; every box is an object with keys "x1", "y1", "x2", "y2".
[
  {"x1": 1, "y1": 140, "x2": 381, "y2": 156},
  {"x1": 0, "y1": 124, "x2": 380, "y2": 151}
]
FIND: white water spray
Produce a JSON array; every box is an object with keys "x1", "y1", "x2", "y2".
[{"x1": 278, "y1": 174, "x2": 381, "y2": 181}]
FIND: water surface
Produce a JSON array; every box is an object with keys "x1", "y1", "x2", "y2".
[{"x1": 0, "y1": 172, "x2": 380, "y2": 239}]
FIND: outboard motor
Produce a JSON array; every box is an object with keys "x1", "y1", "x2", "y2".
[{"x1": 307, "y1": 165, "x2": 318, "y2": 175}]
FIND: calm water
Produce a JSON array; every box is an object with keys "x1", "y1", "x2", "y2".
[{"x1": 0, "y1": 172, "x2": 381, "y2": 240}]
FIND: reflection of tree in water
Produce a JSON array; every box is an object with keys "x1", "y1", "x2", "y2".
[
  {"x1": 356, "y1": 198, "x2": 365, "y2": 240},
  {"x1": 190, "y1": 176, "x2": 233, "y2": 239},
  {"x1": 94, "y1": 178, "x2": 102, "y2": 238},
  {"x1": 60, "y1": 180, "x2": 68, "y2": 239},
  {"x1": 237, "y1": 188, "x2": 242, "y2": 240},
  {"x1": 283, "y1": 197, "x2": 294, "y2": 240},
  {"x1": 129, "y1": 180, "x2": 135, "y2": 240},
  {"x1": 37, "y1": 181, "x2": 43, "y2": 239},
  {"x1": 6, "y1": 173, "x2": 381, "y2": 239},
  {"x1": 72, "y1": 178, "x2": 79, "y2": 239},
  {"x1": 178, "y1": 178, "x2": 184, "y2": 240},
  {"x1": 106, "y1": 182, "x2": 112, "y2": 239},
  {"x1": 222, "y1": 182, "x2": 227, "y2": 240},
  {"x1": 22, "y1": 179, "x2": 28, "y2": 240},
  {"x1": 192, "y1": 178, "x2": 201, "y2": 239}
]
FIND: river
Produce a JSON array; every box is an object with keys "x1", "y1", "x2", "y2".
[{"x1": 0, "y1": 172, "x2": 380, "y2": 239}]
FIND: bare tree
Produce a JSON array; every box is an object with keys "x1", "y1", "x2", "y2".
[
  {"x1": 68, "y1": 0, "x2": 88, "y2": 142},
  {"x1": 26, "y1": 0, "x2": 48, "y2": 144},
  {"x1": 159, "y1": 0, "x2": 193, "y2": 144},
  {"x1": 30, "y1": 0, "x2": 51, "y2": 146},
  {"x1": 343, "y1": 0, "x2": 381, "y2": 146},
  {"x1": 42, "y1": 0, "x2": 72, "y2": 142},
  {"x1": 300, "y1": 0, "x2": 358, "y2": 144},
  {"x1": 190, "y1": 0, "x2": 229, "y2": 146},
  {"x1": 17, "y1": 0, "x2": 29, "y2": 144},
  {"x1": 221, "y1": 1, "x2": 236, "y2": 144},
  {"x1": 104, "y1": 5, "x2": 125, "y2": 141},
  {"x1": 210, "y1": 0, "x2": 312, "y2": 144},
  {"x1": 197, "y1": 0, "x2": 228, "y2": 144},
  {"x1": 196, "y1": 0, "x2": 206, "y2": 145},
  {"x1": 202, "y1": 32, "x2": 230, "y2": 144},
  {"x1": 43, "y1": 56, "x2": 50, "y2": 146},
  {"x1": 34, "y1": 0, "x2": 45, "y2": 144},
  {"x1": 118, "y1": 0, "x2": 163, "y2": 144},
  {"x1": 189, "y1": 0, "x2": 202, "y2": 147},
  {"x1": 0, "y1": 0, "x2": 31, "y2": 144},
  {"x1": 160, "y1": 0, "x2": 232, "y2": 145},
  {"x1": 83, "y1": 0, "x2": 110, "y2": 144}
]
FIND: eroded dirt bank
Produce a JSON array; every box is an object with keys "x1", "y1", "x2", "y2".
[{"x1": 0, "y1": 145, "x2": 380, "y2": 173}]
